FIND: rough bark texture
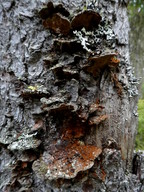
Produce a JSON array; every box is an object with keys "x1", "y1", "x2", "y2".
[{"x1": 0, "y1": 0, "x2": 142, "y2": 191}]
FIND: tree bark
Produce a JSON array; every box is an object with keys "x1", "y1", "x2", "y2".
[{"x1": 0, "y1": 0, "x2": 141, "y2": 191}]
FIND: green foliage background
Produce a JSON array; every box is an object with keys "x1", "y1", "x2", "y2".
[
  {"x1": 136, "y1": 100, "x2": 144, "y2": 150},
  {"x1": 128, "y1": 0, "x2": 144, "y2": 150}
]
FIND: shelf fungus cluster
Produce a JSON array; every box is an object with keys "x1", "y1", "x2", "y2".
[
  {"x1": 39, "y1": 2, "x2": 101, "y2": 35},
  {"x1": 30, "y1": 1, "x2": 121, "y2": 181},
  {"x1": 83, "y1": 53, "x2": 120, "y2": 77},
  {"x1": 0, "y1": 0, "x2": 139, "y2": 191},
  {"x1": 33, "y1": 141, "x2": 102, "y2": 180}
]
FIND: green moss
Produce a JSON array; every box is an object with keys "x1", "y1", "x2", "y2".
[{"x1": 135, "y1": 99, "x2": 144, "y2": 150}]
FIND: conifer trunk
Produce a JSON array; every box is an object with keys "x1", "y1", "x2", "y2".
[{"x1": 0, "y1": 0, "x2": 140, "y2": 191}]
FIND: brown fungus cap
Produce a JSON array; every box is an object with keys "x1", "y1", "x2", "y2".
[
  {"x1": 43, "y1": 13, "x2": 71, "y2": 35},
  {"x1": 39, "y1": 2, "x2": 54, "y2": 19},
  {"x1": 71, "y1": 10, "x2": 101, "y2": 31},
  {"x1": 84, "y1": 53, "x2": 120, "y2": 77},
  {"x1": 89, "y1": 115, "x2": 108, "y2": 125},
  {"x1": 39, "y1": 2, "x2": 70, "y2": 19},
  {"x1": 32, "y1": 141, "x2": 102, "y2": 180},
  {"x1": 53, "y1": 39, "x2": 84, "y2": 53}
]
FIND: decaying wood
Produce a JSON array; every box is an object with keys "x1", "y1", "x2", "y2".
[{"x1": 0, "y1": 0, "x2": 142, "y2": 191}]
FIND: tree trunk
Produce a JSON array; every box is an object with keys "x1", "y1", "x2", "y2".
[{"x1": 0, "y1": 0, "x2": 141, "y2": 191}]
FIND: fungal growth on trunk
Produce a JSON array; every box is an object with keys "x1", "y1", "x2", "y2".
[
  {"x1": 83, "y1": 53, "x2": 120, "y2": 77},
  {"x1": 40, "y1": 2, "x2": 71, "y2": 35},
  {"x1": 1, "y1": 0, "x2": 139, "y2": 191},
  {"x1": 71, "y1": 10, "x2": 101, "y2": 30},
  {"x1": 43, "y1": 13, "x2": 71, "y2": 35},
  {"x1": 32, "y1": 1, "x2": 120, "y2": 181},
  {"x1": 39, "y1": 2, "x2": 101, "y2": 35},
  {"x1": 33, "y1": 141, "x2": 102, "y2": 180}
]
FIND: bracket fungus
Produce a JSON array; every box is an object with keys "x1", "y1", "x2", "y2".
[
  {"x1": 40, "y1": 3, "x2": 102, "y2": 35},
  {"x1": 43, "y1": 55, "x2": 58, "y2": 66},
  {"x1": 83, "y1": 53, "x2": 120, "y2": 77},
  {"x1": 89, "y1": 103, "x2": 105, "y2": 114},
  {"x1": 31, "y1": 119, "x2": 44, "y2": 132},
  {"x1": 32, "y1": 141, "x2": 102, "y2": 180},
  {"x1": 54, "y1": 3, "x2": 70, "y2": 17},
  {"x1": 62, "y1": 128, "x2": 84, "y2": 140},
  {"x1": 39, "y1": 2, "x2": 70, "y2": 20},
  {"x1": 40, "y1": 93, "x2": 78, "y2": 114},
  {"x1": 39, "y1": 2, "x2": 71, "y2": 35},
  {"x1": 43, "y1": 13, "x2": 71, "y2": 35},
  {"x1": 71, "y1": 10, "x2": 101, "y2": 31},
  {"x1": 62, "y1": 69, "x2": 79, "y2": 79},
  {"x1": 42, "y1": 102, "x2": 77, "y2": 114},
  {"x1": 50, "y1": 64, "x2": 79, "y2": 81},
  {"x1": 53, "y1": 39, "x2": 84, "y2": 53},
  {"x1": 31, "y1": 2, "x2": 121, "y2": 184},
  {"x1": 89, "y1": 115, "x2": 108, "y2": 126},
  {"x1": 39, "y1": 2, "x2": 55, "y2": 19}
]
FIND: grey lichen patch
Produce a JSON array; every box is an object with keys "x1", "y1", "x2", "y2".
[
  {"x1": 32, "y1": 141, "x2": 102, "y2": 180},
  {"x1": 40, "y1": 95, "x2": 65, "y2": 106},
  {"x1": 73, "y1": 29, "x2": 93, "y2": 52},
  {"x1": 119, "y1": 58, "x2": 139, "y2": 98},
  {"x1": 8, "y1": 133, "x2": 41, "y2": 151},
  {"x1": 97, "y1": 21, "x2": 116, "y2": 48},
  {"x1": 0, "y1": 129, "x2": 18, "y2": 145},
  {"x1": 73, "y1": 20, "x2": 116, "y2": 54}
]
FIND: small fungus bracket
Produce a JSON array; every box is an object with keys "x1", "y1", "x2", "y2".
[
  {"x1": 39, "y1": 2, "x2": 70, "y2": 19},
  {"x1": 39, "y1": 2, "x2": 71, "y2": 35},
  {"x1": 32, "y1": 141, "x2": 102, "y2": 180},
  {"x1": 39, "y1": 2, "x2": 101, "y2": 35},
  {"x1": 39, "y1": 2, "x2": 55, "y2": 19},
  {"x1": 111, "y1": 71, "x2": 123, "y2": 96},
  {"x1": 89, "y1": 103, "x2": 105, "y2": 114},
  {"x1": 53, "y1": 39, "x2": 84, "y2": 53},
  {"x1": 89, "y1": 115, "x2": 108, "y2": 126},
  {"x1": 83, "y1": 53, "x2": 120, "y2": 77},
  {"x1": 71, "y1": 10, "x2": 101, "y2": 31},
  {"x1": 43, "y1": 13, "x2": 71, "y2": 35}
]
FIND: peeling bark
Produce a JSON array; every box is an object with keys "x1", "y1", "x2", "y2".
[{"x1": 0, "y1": 0, "x2": 141, "y2": 191}]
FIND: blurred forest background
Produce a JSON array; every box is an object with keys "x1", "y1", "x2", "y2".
[{"x1": 129, "y1": 0, "x2": 144, "y2": 150}]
